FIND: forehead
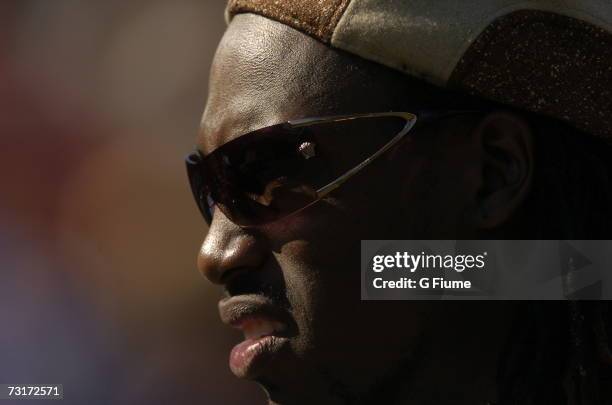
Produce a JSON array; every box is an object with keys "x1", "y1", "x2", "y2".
[{"x1": 197, "y1": 14, "x2": 403, "y2": 154}]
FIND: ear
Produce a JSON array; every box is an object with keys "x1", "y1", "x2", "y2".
[{"x1": 472, "y1": 111, "x2": 534, "y2": 229}]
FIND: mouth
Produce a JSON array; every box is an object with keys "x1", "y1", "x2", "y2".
[{"x1": 219, "y1": 294, "x2": 292, "y2": 379}]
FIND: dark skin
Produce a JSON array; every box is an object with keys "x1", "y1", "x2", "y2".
[{"x1": 197, "y1": 14, "x2": 535, "y2": 405}]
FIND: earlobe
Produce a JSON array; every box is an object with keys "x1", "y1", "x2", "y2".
[{"x1": 473, "y1": 111, "x2": 534, "y2": 229}]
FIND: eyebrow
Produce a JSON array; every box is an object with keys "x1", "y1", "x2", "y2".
[
  {"x1": 196, "y1": 127, "x2": 219, "y2": 157},
  {"x1": 196, "y1": 125, "x2": 251, "y2": 157},
  {"x1": 194, "y1": 143, "x2": 208, "y2": 157},
  {"x1": 197, "y1": 122, "x2": 247, "y2": 157},
  {"x1": 197, "y1": 117, "x2": 296, "y2": 158},
  {"x1": 196, "y1": 130, "x2": 238, "y2": 158}
]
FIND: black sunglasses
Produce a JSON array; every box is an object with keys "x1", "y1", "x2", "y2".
[{"x1": 186, "y1": 110, "x2": 481, "y2": 228}]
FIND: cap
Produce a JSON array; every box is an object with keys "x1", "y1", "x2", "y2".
[{"x1": 226, "y1": 0, "x2": 612, "y2": 142}]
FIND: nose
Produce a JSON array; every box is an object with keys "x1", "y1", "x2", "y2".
[{"x1": 197, "y1": 211, "x2": 266, "y2": 285}]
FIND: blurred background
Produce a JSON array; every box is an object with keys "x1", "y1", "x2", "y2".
[{"x1": 0, "y1": 1, "x2": 264, "y2": 404}]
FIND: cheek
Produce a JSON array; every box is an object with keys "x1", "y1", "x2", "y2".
[
  {"x1": 311, "y1": 293, "x2": 431, "y2": 388},
  {"x1": 266, "y1": 169, "x2": 435, "y2": 386},
  {"x1": 271, "y1": 221, "x2": 362, "y2": 339},
  {"x1": 392, "y1": 150, "x2": 478, "y2": 237}
]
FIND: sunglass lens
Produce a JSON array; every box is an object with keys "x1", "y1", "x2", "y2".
[{"x1": 190, "y1": 115, "x2": 409, "y2": 226}]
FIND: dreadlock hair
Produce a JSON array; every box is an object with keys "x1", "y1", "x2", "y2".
[
  {"x1": 388, "y1": 73, "x2": 612, "y2": 403},
  {"x1": 496, "y1": 112, "x2": 612, "y2": 405}
]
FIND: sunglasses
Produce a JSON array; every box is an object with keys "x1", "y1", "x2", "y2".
[{"x1": 186, "y1": 111, "x2": 478, "y2": 228}]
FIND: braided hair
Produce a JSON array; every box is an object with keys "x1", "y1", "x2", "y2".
[{"x1": 498, "y1": 114, "x2": 612, "y2": 404}]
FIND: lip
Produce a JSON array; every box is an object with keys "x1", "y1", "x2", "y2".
[{"x1": 219, "y1": 295, "x2": 292, "y2": 378}]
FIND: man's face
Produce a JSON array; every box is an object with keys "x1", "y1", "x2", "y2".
[{"x1": 197, "y1": 14, "x2": 484, "y2": 405}]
